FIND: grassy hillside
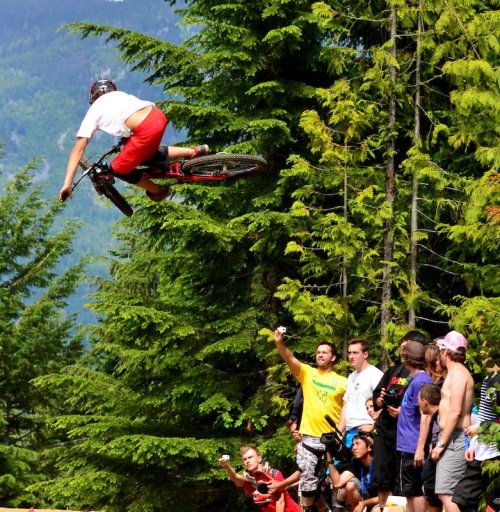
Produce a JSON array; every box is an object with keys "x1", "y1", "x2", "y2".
[{"x1": 0, "y1": 0, "x2": 184, "y2": 324}]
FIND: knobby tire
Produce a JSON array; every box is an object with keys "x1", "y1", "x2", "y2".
[
  {"x1": 78, "y1": 157, "x2": 134, "y2": 217},
  {"x1": 181, "y1": 153, "x2": 267, "y2": 178}
]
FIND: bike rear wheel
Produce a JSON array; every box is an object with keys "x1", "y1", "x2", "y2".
[
  {"x1": 79, "y1": 158, "x2": 134, "y2": 217},
  {"x1": 180, "y1": 153, "x2": 267, "y2": 179}
]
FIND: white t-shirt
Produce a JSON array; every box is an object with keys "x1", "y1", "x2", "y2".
[
  {"x1": 77, "y1": 91, "x2": 154, "y2": 139},
  {"x1": 343, "y1": 364, "x2": 384, "y2": 430}
]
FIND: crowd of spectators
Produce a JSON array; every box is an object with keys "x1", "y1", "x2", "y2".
[{"x1": 219, "y1": 329, "x2": 499, "y2": 512}]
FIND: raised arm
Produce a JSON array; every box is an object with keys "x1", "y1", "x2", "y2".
[
  {"x1": 218, "y1": 457, "x2": 246, "y2": 487},
  {"x1": 273, "y1": 328, "x2": 301, "y2": 378}
]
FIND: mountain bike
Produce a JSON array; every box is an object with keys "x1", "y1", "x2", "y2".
[{"x1": 73, "y1": 142, "x2": 267, "y2": 217}]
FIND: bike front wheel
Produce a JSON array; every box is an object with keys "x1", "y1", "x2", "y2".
[
  {"x1": 79, "y1": 157, "x2": 133, "y2": 217},
  {"x1": 180, "y1": 153, "x2": 267, "y2": 180},
  {"x1": 97, "y1": 178, "x2": 134, "y2": 217}
]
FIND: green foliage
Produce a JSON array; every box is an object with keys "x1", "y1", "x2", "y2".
[
  {"x1": 0, "y1": 0, "x2": 184, "y2": 326},
  {"x1": 0, "y1": 159, "x2": 84, "y2": 506},
  {"x1": 30, "y1": 0, "x2": 499, "y2": 510}
]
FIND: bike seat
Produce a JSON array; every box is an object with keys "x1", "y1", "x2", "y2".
[{"x1": 141, "y1": 146, "x2": 169, "y2": 168}]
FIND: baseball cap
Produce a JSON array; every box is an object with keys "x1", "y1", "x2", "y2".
[
  {"x1": 402, "y1": 341, "x2": 426, "y2": 362},
  {"x1": 433, "y1": 337, "x2": 445, "y2": 347},
  {"x1": 439, "y1": 330, "x2": 468, "y2": 351}
]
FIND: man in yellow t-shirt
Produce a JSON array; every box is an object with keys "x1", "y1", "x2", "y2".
[{"x1": 273, "y1": 328, "x2": 347, "y2": 512}]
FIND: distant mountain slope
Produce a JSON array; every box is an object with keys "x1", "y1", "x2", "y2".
[{"x1": 0, "y1": 0, "x2": 183, "y2": 324}]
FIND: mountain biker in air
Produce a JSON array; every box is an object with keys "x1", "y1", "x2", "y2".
[{"x1": 59, "y1": 79, "x2": 209, "y2": 203}]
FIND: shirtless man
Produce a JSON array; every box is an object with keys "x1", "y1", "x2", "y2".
[{"x1": 431, "y1": 331, "x2": 474, "y2": 512}]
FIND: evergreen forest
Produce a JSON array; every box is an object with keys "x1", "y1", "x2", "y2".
[{"x1": 0, "y1": 0, "x2": 498, "y2": 511}]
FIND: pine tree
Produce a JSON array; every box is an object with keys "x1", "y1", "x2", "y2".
[
  {"x1": 34, "y1": 0, "x2": 498, "y2": 510},
  {"x1": 36, "y1": 1, "x2": 349, "y2": 510},
  {"x1": 0, "y1": 156, "x2": 84, "y2": 506}
]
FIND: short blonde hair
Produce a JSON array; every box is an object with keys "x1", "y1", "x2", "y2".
[{"x1": 240, "y1": 445, "x2": 260, "y2": 457}]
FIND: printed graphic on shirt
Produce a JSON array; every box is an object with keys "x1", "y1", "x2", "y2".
[
  {"x1": 298, "y1": 364, "x2": 347, "y2": 436},
  {"x1": 313, "y1": 379, "x2": 339, "y2": 403}
]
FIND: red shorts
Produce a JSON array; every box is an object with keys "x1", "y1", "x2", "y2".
[{"x1": 112, "y1": 106, "x2": 168, "y2": 176}]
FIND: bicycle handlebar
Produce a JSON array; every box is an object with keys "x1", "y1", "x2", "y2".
[{"x1": 72, "y1": 142, "x2": 123, "y2": 191}]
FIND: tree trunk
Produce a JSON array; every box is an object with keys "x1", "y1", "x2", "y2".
[
  {"x1": 408, "y1": 0, "x2": 423, "y2": 328},
  {"x1": 342, "y1": 138, "x2": 349, "y2": 359},
  {"x1": 381, "y1": 5, "x2": 398, "y2": 338}
]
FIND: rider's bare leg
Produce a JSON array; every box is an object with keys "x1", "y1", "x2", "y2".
[
  {"x1": 135, "y1": 175, "x2": 167, "y2": 194},
  {"x1": 168, "y1": 146, "x2": 197, "y2": 160},
  {"x1": 168, "y1": 144, "x2": 209, "y2": 160},
  {"x1": 135, "y1": 176, "x2": 171, "y2": 202}
]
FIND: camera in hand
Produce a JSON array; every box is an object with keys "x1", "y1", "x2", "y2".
[
  {"x1": 320, "y1": 415, "x2": 352, "y2": 463},
  {"x1": 256, "y1": 482, "x2": 269, "y2": 494},
  {"x1": 383, "y1": 387, "x2": 402, "y2": 407}
]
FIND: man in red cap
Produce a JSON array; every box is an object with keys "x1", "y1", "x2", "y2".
[{"x1": 431, "y1": 331, "x2": 474, "y2": 512}]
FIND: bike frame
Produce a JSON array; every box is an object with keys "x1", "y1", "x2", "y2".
[
  {"x1": 72, "y1": 143, "x2": 267, "y2": 217},
  {"x1": 73, "y1": 142, "x2": 239, "y2": 190},
  {"x1": 139, "y1": 159, "x2": 233, "y2": 182}
]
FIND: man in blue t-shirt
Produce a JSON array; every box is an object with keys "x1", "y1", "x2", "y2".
[
  {"x1": 371, "y1": 330, "x2": 429, "y2": 510},
  {"x1": 396, "y1": 341, "x2": 433, "y2": 512}
]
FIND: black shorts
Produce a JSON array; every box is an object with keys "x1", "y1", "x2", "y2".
[
  {"x1": 372, "y1": 434, "x2": 401, "y2": 493},
  {"x1": 399, "y1": 452, "x2": 424, "y2": 497},
  {"x1": 422, "y1": 457, "x2": 441, "y2": 508},
  {"x1": 452, "y1": 457, "x2": 500, "y2": 512}
]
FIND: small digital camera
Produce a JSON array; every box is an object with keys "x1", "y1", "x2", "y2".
[
  {"x1": 221, "y1": 455, "x2": 230, "y2": 461},
  {"x1": 277, "y1": 326, "x2": 286, "y2": 334},
  {"x1": 383, "y1": 387, "x2": 402, "y2": 407}
]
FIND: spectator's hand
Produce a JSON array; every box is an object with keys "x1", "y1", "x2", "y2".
[
  {"x1": 59, "y1": 184, "x2": 73, "y2": 202},
  {"x1": 267, "y1": 479, "x2": 284, "y2": 494},
  {"x1": 287, "y1": 420, "x2": 297, "y2": 434},
  {"x1": 218, "y1": 457, "x2": 231, "y2": 469},
  {"x1": 414, "y1": 447, "x2": 424, "y2": 467},
  {"x1": 292, "y1": 430, "x2": 302, "y2": 442},
  {"x1": 386, "y1": 405, "x2": 400, "y2": 418},
  {"x1": 431, "y1": 445, "x2": 445, "y2": 461},
  {"x1": 465, "y1": 424, "x2": 478, "y2": 436},
  {"x1": 465, "y1": 446, "x2": 475, "y2": 462},
  {"x1": 353, "y1": 502, "x2": 365, "y2": 512},
  {"x1": 358, "y1": 424, "x2": 374, "y2": 434},
  {"x1": 376, "y1": 388, "x2": 386, "y2": 408},
  {"x1": 273, "y1": 328, "x2": 285, "y2": 344}
]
